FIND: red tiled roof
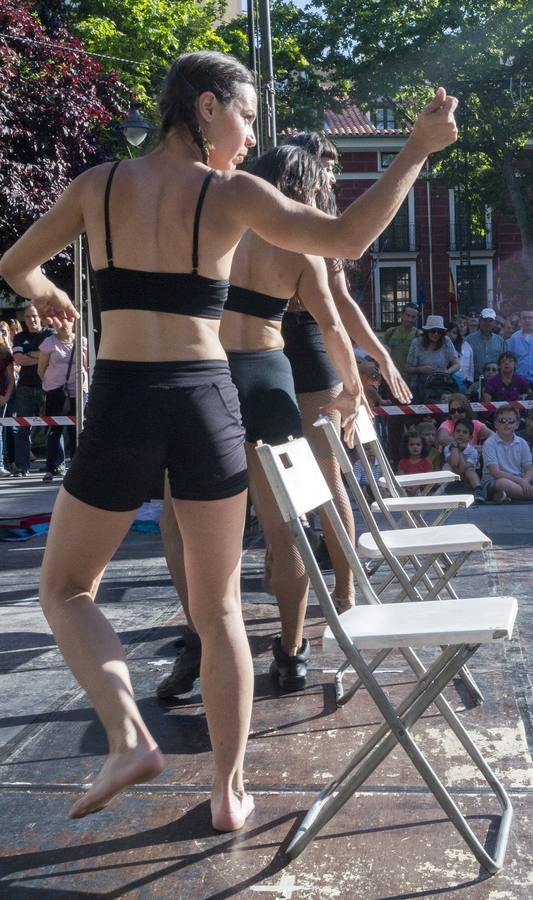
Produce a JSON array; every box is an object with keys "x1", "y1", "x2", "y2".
[{"x1": 324, "y1": 103, "x2": 409, "y2": 136}]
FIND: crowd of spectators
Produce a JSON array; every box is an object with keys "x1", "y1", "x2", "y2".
[
  {"x1": 1, "y1": 303, "x2": 532, "y2": 505},
  {"x1": 0, "y1": 305, "x2": 87, "y2": 480},
  {"x1": 354, "y1": 305, "x2": 533, "y2": 505}
]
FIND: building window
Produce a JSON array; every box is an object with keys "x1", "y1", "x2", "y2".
[
  {"x1": 379, "y1": 151, "x2": 398, "y2": 170},
  {"x1": 377, "y1": 198, "x2": 412, "y2": 252},
  {"x1": 379, "y1": 267, "x2": 411, "y2": 327},
  {"x1": 455, "y1": 264, "x2": 488, "y2": 310},
  {"x1": 448, "y1": 190, "x2": 493, "y2": 251},
  {"x1": 372, "y1": 106, "x2": 396, "y2": 130}
]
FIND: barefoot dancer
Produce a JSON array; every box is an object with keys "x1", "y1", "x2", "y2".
[{"x1": 0, "y1": 51, "x2": 458, "y2": 827}]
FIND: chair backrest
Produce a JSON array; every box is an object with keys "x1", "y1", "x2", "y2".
[
  {"x1": 314, "y1": 416, "x2": 407, "y2": 537},
  {"x1": 313, "y1": 417, "x2": 426, "y2": 600},
  {"x1": 255, "y1": 437, "x2": 383, "y2": 608},
  {"x1": 352, "y1": 408, "x2": 405, "y2": 501},
  {"x1": 255, "y1": 437, "x2": 333, "y2": 522},
  {"x1": 353, "y1": 404, "x2": 379, "y2": 446}
]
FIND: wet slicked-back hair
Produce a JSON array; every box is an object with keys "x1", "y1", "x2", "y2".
[
  {"x1": 251, "y1": 145, "x2": 323, "y2": 205},
  {"x1": 159, "y1": 51, "x2": 255, "y2": 163}
]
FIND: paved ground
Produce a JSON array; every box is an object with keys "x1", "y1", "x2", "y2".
[{"x1": 0, "y1": 468, "x2": 532, "y2": 898}]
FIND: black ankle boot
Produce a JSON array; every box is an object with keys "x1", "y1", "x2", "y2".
[
  {"x1": 270, "y1": 637, "x2": 310, "y2": 692},
  {"x1": 157, "y1": 628, "x2": 202, "y2": 700}
]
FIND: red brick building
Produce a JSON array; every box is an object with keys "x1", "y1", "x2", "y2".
[{"x1": 325, "y1": 102, "x2": 528, "y2": 330}]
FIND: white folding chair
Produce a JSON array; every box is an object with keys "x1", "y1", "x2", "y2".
[
  {"x1": 340, "y1": 408, "x2": 474, "y2": 599},
  {"x1": 316, "y1": 413, "x2": 490, "y2": 602},
  {"x1": 352, "y1": 406, "x2": 472, "y2": 528},
  {"x1": 315, "y1": 415, "x2": 490, "y2": 704},
  {"x1": 368, "y1": 410, "x2": 460, "y2": 500},
  {"x1": 255, "y1": 436, "x2": 516, "y2": 872}
]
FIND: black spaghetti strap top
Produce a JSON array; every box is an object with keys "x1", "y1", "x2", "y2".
[
  {"x1": 92, "y1": 162, "x2": 228, "y2": 319},
  {"x1": 225, "y1": 285, "x2": 289, "y2": 321}
]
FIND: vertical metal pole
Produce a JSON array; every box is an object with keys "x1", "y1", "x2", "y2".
[
  {"x1": 247, "y1": 0, "x2": 263, "y2": 155},
  {"x1": 85, "y1": 254, "x2": 96, "y2": 383},
  {"x1": 247, "y1": 0, "x2": 256, "y2": 74},
  {"x1": 258, "y1": 0, "x2": 277, "y2": 149},
  {"x1": 73, "y1": 237, "x2": 84, "y2": 442},
  {"x1": 425, "y1": 162, "x2": 435, "y2": 314}
]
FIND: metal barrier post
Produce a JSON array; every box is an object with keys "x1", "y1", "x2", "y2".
[{"x1": 73, "y1": 237, "x2": 84, "y2": 442}]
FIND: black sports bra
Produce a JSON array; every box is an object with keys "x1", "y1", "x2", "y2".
[
  {"x1": 225, "y1": 285, "x2": 289, "y2": 321},
  {"x1": 92, "y1": 162, "x2": 229, "y2": 319}
]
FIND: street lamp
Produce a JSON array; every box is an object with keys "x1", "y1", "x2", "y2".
[{"x1": 119, "y1": 104, "x2": 152, "y2": 150}]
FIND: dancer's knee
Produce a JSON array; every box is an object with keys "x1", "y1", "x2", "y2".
[
  {"x1": 40, "y1": 572, "x2": 95, "y2": 617},
  {"x1": 190, "y1": 602, "x2": 244, "y2": 643}
]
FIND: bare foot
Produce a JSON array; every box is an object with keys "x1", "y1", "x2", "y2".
[
  {"x1": 69, "y1": 746, "x2": 165, "y2": 819},
  {"x1": 211, "y1": 790, "x2": 255, "y2": 832}
]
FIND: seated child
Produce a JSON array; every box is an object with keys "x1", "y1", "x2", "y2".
[
  {"x1": 397, "y1": 428, "x2": 432, "y2": 494},
  {"x1": 417, "y1": 421, "x2": 442, "y2": 470},
  {"x1": 481, "y1": 404, "x2": 533, "y2": 503},
  {"x1": 443, "y1": 418, "x2": 483, "y2": 498}
]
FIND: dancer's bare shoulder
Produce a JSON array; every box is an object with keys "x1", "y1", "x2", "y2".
[{"x1": 217, "y1": 169, "x2": 337, "y2": 258}]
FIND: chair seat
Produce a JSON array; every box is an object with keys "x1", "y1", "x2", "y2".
[
  {"x1": 323, "y1": 596, "x2": 517, "y2": 651},
  {"x1": 358, "y1": 523, "x2": 491, "y2": 558},
  {"x1": 371, "y1": 494, "x2": 474, "y2": 513},
  {"x1": 380, "y1": 471, "x2": 459, "y2": 489}
]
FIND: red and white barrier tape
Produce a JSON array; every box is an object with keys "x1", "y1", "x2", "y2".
[
  {"x1": 0, "y1": 416, "x2": 76, "y2": 427},
  {"x1": 372, "y1": 400, "x2": 533, "y2": 416},
  {"x1": 1, "y1": 400, "x2": 531, "y2": 426}
]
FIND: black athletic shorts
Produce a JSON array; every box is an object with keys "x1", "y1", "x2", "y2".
[
  {"x1": 228, "y1": 349, "x2": 302, "y2": 445},
  {"x1": 63, "y1": 359, "x2": 247, "y2": 511},
  {"x1": 282, "y1": 311, "x2": 341, "y2": 393}
]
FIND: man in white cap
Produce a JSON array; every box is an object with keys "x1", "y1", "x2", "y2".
[{"x1": 465, "y1": 307, "x2": 506, "y2": 381}]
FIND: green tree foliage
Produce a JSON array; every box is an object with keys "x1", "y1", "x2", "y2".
[
  {"x1": 218, "y1": 1, "x2": 348, "y2": 131},
  {"x1": 305, "y1": 0, "x2": 533, "y2": 276},
  {"x1": 67, "y1": 1, "x2": 229, "y2": 112},
  {"x1": 0, "y1": 0, "x2": 125, "y2": 276}
]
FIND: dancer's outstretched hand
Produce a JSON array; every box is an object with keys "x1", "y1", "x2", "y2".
[
  {"x1": 409, "y1": 87, "x2": 458, "y2": 156},
  {"x1": 319, "y1": 386, "x2": 374, "y2": 449},
  {"x1": 320, "y1": 387, "x2": 358, "y2": 448},
  {"x1": 34, "y1": 288, "x2": 79, "y2": 328},
  {"x1": 380, "y1": 356, "x2": 412, "y2": 405}
]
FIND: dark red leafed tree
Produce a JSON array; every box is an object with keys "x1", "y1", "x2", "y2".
[{"x1": 0, "y1": 0, "x2": 126, "y2": 277}]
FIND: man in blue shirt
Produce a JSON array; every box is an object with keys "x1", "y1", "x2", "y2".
[
  {"x1": 507, "y1": 308, "x2": 533, "y2": 386},
  {"x1": 465, "y1": 307, "x2": 506, "y2": 380}
]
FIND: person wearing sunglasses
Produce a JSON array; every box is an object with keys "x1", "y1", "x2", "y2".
[
  {"x1": 436, "y1": 393, "x2": 493, "y2": 452},
  {"x1": 405, "y1": 314, "x2": 459, "y2": 401},
  {"x1": 480, "y1": 405, "x2": 533, "y2": 502}
]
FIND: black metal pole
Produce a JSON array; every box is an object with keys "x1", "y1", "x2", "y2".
[
  {"x1": 258, "y1": 0, "x2": 277, "y2": 149},
  {"x1": 246, "y1": 0, "x2": 256, "y2": 74}
]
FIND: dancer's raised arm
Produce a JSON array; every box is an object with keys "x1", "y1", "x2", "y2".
[{"x1": 231, "y1": 88, "x2": 457, "y2": 260}]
